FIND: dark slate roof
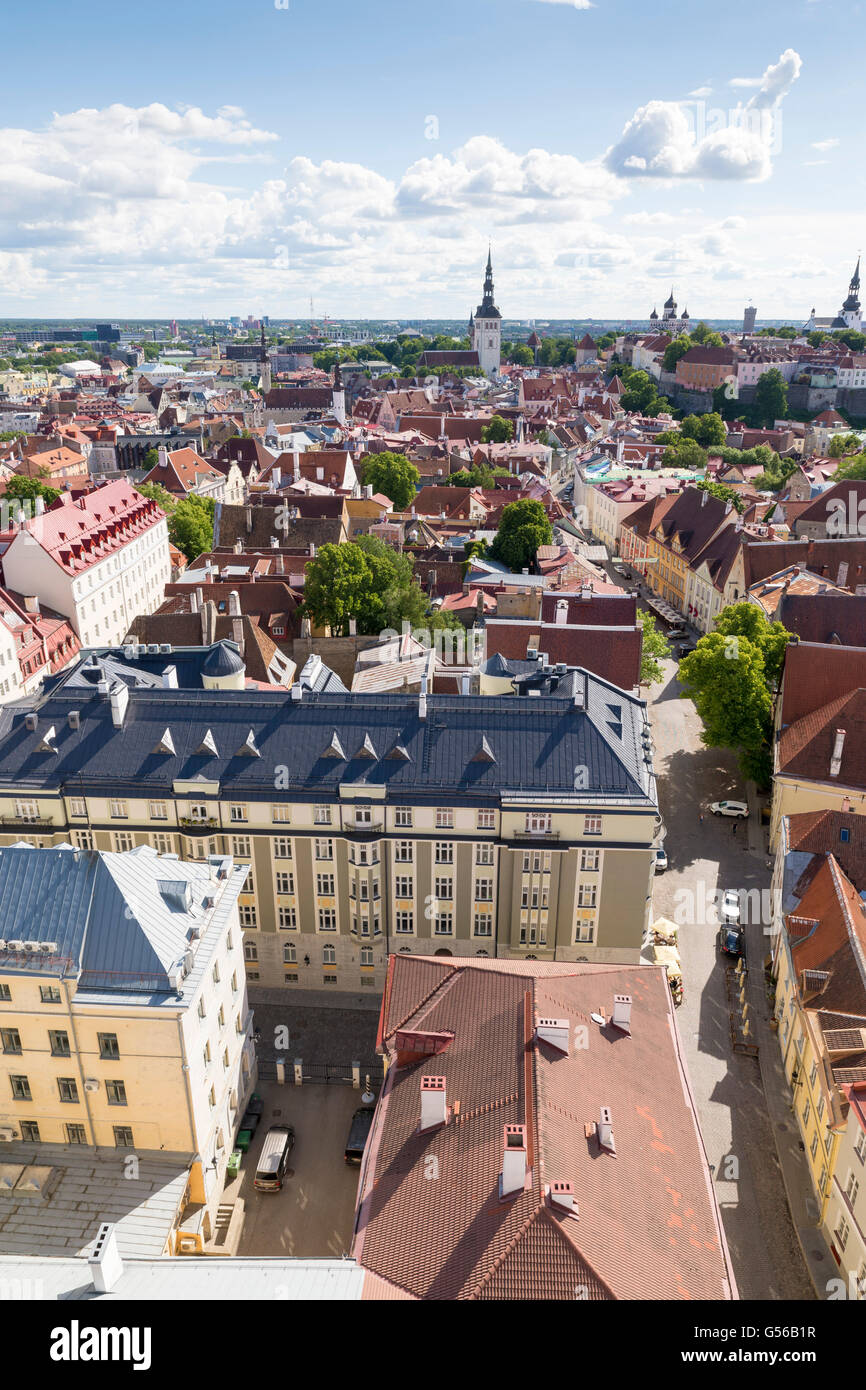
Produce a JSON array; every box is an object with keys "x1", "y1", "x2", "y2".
[
  {"x1": 0, "y1": 675, "x2": 655, "y2": 806},
  {"x1": 201, "y1": 640, "x2": 245, "y2": 677}
]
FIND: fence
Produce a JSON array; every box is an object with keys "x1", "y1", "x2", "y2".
[{"x1": 257, "y1": 1057, "x2": 381, "y2": 1086}]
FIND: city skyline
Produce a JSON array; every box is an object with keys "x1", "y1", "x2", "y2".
[{"x1": 0, "y1": 0, "x2": 861, "y2": 319}]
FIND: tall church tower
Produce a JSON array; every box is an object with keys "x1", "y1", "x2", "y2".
[
  {"x1": 258, "y1": 323, "x2": 271, "y2": 395},
  {"x1": 842, "y1": 256, "x2": 862, "y2": 332},
  {"x1": 471, "y1": 247, "x2": 501, "y2": 377}
]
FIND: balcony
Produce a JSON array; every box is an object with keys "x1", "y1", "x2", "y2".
[
  {"x1": 514, "y1": 829, "x2": 560, "y2": 840},
  {"x1": 1, "y1": 815, "x2": 54, "y2": 828},
  {"x1": 179, "y1": 816, "x2": 219, "y2": 828}
]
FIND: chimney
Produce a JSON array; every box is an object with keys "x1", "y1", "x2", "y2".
[
  {"x1": 190, "y1": 589, "x2": 200, "y2": 615},
  {"x1": 109, "y1": 681, "x2": 129, "y2": 729},
  {"x1": 245, "y1": 505, "x2": 253, "y2": 535},
  {"x1": 501, "y1": 1123, "x2": 527, "y2": 1197},
  {"x1": 272, "y1": 466, "x2": 282, "y2": 490},
  {"x1": 555, "y1": 599, "x2": 568, "y2": 626},
  {"x1": 598, "y1": 1106, "x2": 615, "y2": 1153},
  {"x1": 611, "y1": 994, "x2": 632, "y2": 1033},
  {"x1": 293, "y1": 452, "x2": 300, "y2": 482},
  {"x1": 701, "y1": 489, "x2": 708, "y2": 507},
  {"x1": 34, "y1": 496, "x2": 45, "y2": 516},
  {"x1": 22, "y1": 595, "x2": 40, "y2": 614},
  {"x1": 536, "y1": 1017, "x2": 569, "y2": 1054},
  {"x1": 838, "y1": 561, "x2": 849, "y2": 587},
  {"x1": 548, "y1": 1180, "x2": 577, "y2": 1216},
  {"x1": 830, "y1": 728, "x2": 846, "y2": 777},
  {"x1": 349, "y1": 618, "x2": 357, "y2": 636},
  {"x1": 88, "y1": 1223, "x2": 124, "y2": 1295},
  {"x1": 232, "y1": 617, "x2": 245, "y2": 655},
  {"x1": 201, "y1": 599, "x2": 217, "y2": 647},
  {"x1": 420, "y1": 1075, "x2": 447, "y2": 1130},
  {"x1": 461, "y1": 675, "x2": 470, "y2": 696},
  {"x1": 419, "y1": 674, "x2": 428, "y2": 720},
  {"x1": 228, "y1": 590, "x2": 241, "y2": 617},
  {"x1": 162, "y1": 665, "x2": 178, "y2": 689}
]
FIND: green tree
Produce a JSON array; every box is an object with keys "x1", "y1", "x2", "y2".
[
  {"x1": 507, "y1": 344, "x2": 534, "y2": 366},
  {"x1": 141, "y1": 446, "x2": 160, "y2": 471},
  {"x1": 135, "y1": 481, "x2": 178, "y2": 515},
  {"x1": 750, "y1": 368, "x2": 788, "y2": 428},
  {"x1": 832, "y1": 329, "x2": 866, "y2": 352},
  {"x1": 619, "y1": 370, "x2": 659, "y2": 414},
  {"x1": 834, "y1": 452, "x2": 866, "y2": 481},
  {"x1": 489, "y1": 499, "x2": 552, "y2": 572},
  {"x1": 828, "y1": 432, "x2": 862, "y2": 458},
  {"x1": 168, "y1": 496, "x2": 215, "y2": 562},
  {"x1": 681, "y1": 411, "x2": 727, "y2": 447},
  {"x1": 662, "y1": 437, "x2": 708, "y2": 470},
  {"x1": 481, "y1": 415, "x2": 515, "y2": 444},
  {"x1": 695, "y1": 479, "x2": 745, "y2": 513},
  {"x1": 447, "y1": 464, "x2": 509, "y2": 489},
  {"x1": 301, "y1": 543, "x2": 378, "y2": 634},
  {"x1": 678, "y1": 603, "x2": 792, "y2": 786},
  {"x1": 637, "y1": 611, "x2": 670, "y2": 685},
  {"x1": 807, "y1": 331, "x2": 827, "y2": 348},
  {"x1": 690, "y1": 322, "x2": 724, "y2": 348},
  {"x1": 360, "y1": 451, "x2": 420, "y2": 510},
  {"x1": 0, "y1": 430, "x2": 26, "y2": 442},
  {"x1": 662, "y1": 336, "x2": 693, "y2": 373},
  {"x1": 3, "y1": 474, "x2": 61, "y2": 506}
]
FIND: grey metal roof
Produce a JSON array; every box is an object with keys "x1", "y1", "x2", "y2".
[
  {"x1": 0, "y1": 675, "x2": 655, "y2": 806},
  {"x1": 0, "y1": 1253, "x2": 365, "y2": 1299}
]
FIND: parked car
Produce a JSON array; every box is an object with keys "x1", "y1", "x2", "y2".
[
  {"x1": 666, "y1": 625, "x2": 689, "y2": 640},
  {"x1": 254, "y1": 1125, "x2": 295, "y2": 1192},
  {"x1": 718, "y1": 924, "x2": 745, "y2": 958},
  {"x1": 654, "y1": 846, "x2": 668, "y2": 873},
  {"x1": 721, "y1": 889, "x2": 740, "y2": 923},
  {"x1": 710, "y1": 800, "x2": 749, "y2": 819},
  {"x1": 344, "y1": 1106, "x2": 375, "y2": 1165}
]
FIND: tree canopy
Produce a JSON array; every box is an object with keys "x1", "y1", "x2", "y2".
[
  {"x1": 637, "y1": 611, "x2": 670, "y2": 685},
  {"x1": 168, "y1": 496, "x2": 215, "y2": 562},
  {"x1": 695, "y1": 479, "x2": 745, "y2": 513},
  {"x1": 359, "y1": 451, "x2": 419, "y2": 510},
  {"x1": 488, "y1": 499, "x2": 552, "y2": 572},
  {"x1": 481, "y1": 415, "x2": 515, "y2": 444},
  {"x1": 301, "y1": 536, "x2": 461, "y2": 636},
  {"x1": 751, "y1": 368, "x2": 788, "y2": 428}
]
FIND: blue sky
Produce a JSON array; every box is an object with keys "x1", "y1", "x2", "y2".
[{"x1": 1, "y1": 0, "x2": 862, "y2": 319}]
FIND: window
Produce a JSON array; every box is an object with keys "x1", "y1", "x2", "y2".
[
  {"x1": 835, "y1": 1217, "x2": 851, "y2": 1252},
  {"x1": 434, "y1": 912, "x2": 453, "y2": 936},
  {"x1": 436, "y1": 808, "x2": 454, "y2": 829},
  {"x1": 10, "y1": 1074, "x2": 31, "y2": 1100},
  {"x1": 218, "y1": 1005, "x2": 225, "y2": 1028},
  {"x1": 395, "y1": 875, "x2": 413, "y2": 897},
  {"x1": 475, "y1": 878, "x2": 493, "y2": 901},
  {"x1": 274, "y1": 837, "x2": 292, "y2": 858},
  {"x1": 58, "y1": 1077, "x2": 79, "y2": 1103},
  {"x1": 395, "y1": 808, "x2": 413, "y2": 828},
  {"x1": 231, "y1": 972, "x2": 238, "y2": 993},
  {"x1": 578, "y1": 884, "x2": 597, "y2": 908},
  {"x1": 70, "y1": 797, "x2": 86, "y2": 818},
  {"x1": 316, "y1": 873, "x2": 335, "y2": 896},
  {"x1": 49, "y1": 1030, "x2": 71, "y2": 1057},
  {"x1": 525, "y1": 812, "x2": 551, "y2": 834},
  {"x1": 574, "y1": 922, "x2": 595, "y2": 944},
  {"x1": 323, "y1": 975, "x2": 337, "y2": 985},
  {"x1": 319, "y1": 909, "x2": 337, "y2": 932},
  {"x1": 152, "y1": 833, "x2": 174, "y2": 854},
  {"x1": 584, "y1": 815, "x2": 603, "y2": 836},
  {"x1": 475, "y1": 843, "x2": 494, "y2": 865},
  {"x1": 434, "y1": 842, "x2": 453, "y2": 865},
  {"x1": 315, "y1": 839, "x2": 334, "y2": 860},
  {"x1": 113, "y1": 832, "x2": 134, "y2": 853},
  {"x1": 106, "y1": 1080, "x2": 127, "y2": 1106},
  {"x1": 66, "y1": 1123, "x2": 87, "y2": 1144},
  {"x1": 580, "y1": 848, "x2": 600, "y2": 872},
  {"x1": 473, "y1": 912, "x2": 492, "y2": 937},
  {"x1": 232, "y1": 836, "x2": 251, "y2": 859},
  {"x1": 477, "y1": 809, "x2": 495, "y2": 830},
  {"x1": 276, "y1": 871, "x2": 295, "y2": 894},
  {"x1": 855, "y1": 1131, "x2": 866, "y2": 1163},
  {"x1": 434, "y1": 876, "x2": 453, "y2": 899},
  {"x1": 212, "y1": 962, "x2": 220, "y2": 985},
  {"x1": 323, "y1": 945, "x2": 336, "y2": 965},
  {"x1": 149, "y1": 801, "x2": 167, "y2": 820},
  {"x1": 109, "y1": 800, "x2": 128, "y2": 819},
  {"x1": 230, "y1": 804, "x2": 247, "y2": 822},
  {"x1": 73, "y1": 830, "x2": 93, "y2": 851},
  {"x1": 354, "y1": 806, "x2": 373, "y2": 826},
  {"x1": 314, "y1": 805, "x2": 332, "y2": 825},
  {"x1": 1, "y1": 1028, "x2": 22, "y2": 1055},
  {"x1": 98, "y1": 1032, "x2": 119, "y2": 1060},
  {"x1": 244, "y1": 942, "x2": 258, "y2": 962},
  {"x1": 272, "y1": 805, "x2": 291, "y2": 824},
  {"x1": 283, "y1": 943, "x2": 296, "y2": 964},
  {"x1": 395, "y1": 841, "x2": 413, "y2": 862},
  {"x1": 240, "y1": 906, "x2": 257, "y2": 928},
  {"x1": 190, "y1": 804, "x2": 209, "y2": 823},
  {"x1": 0, "y1": 984, "x2": 10, "y2": 1002},
  {"x1": 279, "y1": 907, "x2": 297, "y2": 930},
  {"x1": 802, "y1": 1098, "x2": 811, "y2": 1127},
  {"x1": 20, "y1": 1121, "x2": 40, "y2": 1142},
  {"x1": 113, "y1": 1126, "x2": 134, "y2": 1148},
  {"x1": 40, "y1": 986, "x2": 61, "y2": 1004},
  {"x1": 845, "y1": 1171, "x2": 860, "y2": 1207},
  {"x1": 208, "y1": 1086, "x2": 216, "y2": 1110},
  {"x1": 360, "y1": 947, "x2": 373, "y2": 968},
  {"x1": 395, "y1": 910, "x2": 414, "y2": 934},
  {"x1": 810, "y1": 1133, "x2": 819, "y2": 1159},
  {"x1": 285, "y1": 973, "x2": 298, "y2": 983},
  {"x1": 840, "y1": 827, "x2": 851, "y2": 843},
  {"x1": 14, "y1": 799, "x2": 39, "y2": 822}
]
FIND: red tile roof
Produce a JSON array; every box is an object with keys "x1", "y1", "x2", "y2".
[
  {"x1": 355, "y1": 955, "x2": 735, "y2": 1301},
  {"x1": 12, "y1": 480, "x2": 164, "y2": 577}
]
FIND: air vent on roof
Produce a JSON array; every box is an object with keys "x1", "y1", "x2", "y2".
[
  {"x1": 236, "y1": 729, "x2": 261, "y2": 758},
  {"x1": 67, "y1": 710, "x2": 80, "y2": 730},
  {"x1": 24, "y1": 713, "x2": 38, "y2": 731},
  {"x1": 471, "y1": 736, "x2": 496, "y2": 764},
  {"x1": 147, "y1": 644, "x2": 159, "y2": 655},
  {"x1": 160, "y1": 644, "x2": 172, "y2": 654},
  {"x1": 322, "y1": 731, "x2": 346, "y2": 760},
  {"x1": 36, "y1": 726, "x2": 58, "y2": 753},
  {"x1": 386, "y1": 744, "x2": 410, "y2": 761},
  {"x1": 195, "y1": 730, "x2": 218, "y2": 757},
  {"x1": 153, "y1": 728, "x2": 176, "y2": 756},
  {"x1": 354, "y1": 734, "x2": 377, "y2": 760}
]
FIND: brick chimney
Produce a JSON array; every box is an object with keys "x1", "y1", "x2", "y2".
[
  {"x1": 420, "y1": 1075, "x2": 447, "y2": 1130},
  {"x1": 501, "y1": 1124, "x2": 527, "y2": 1197}
]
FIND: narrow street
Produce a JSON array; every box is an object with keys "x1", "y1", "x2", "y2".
[{"x1": 647, "y1": 651, "x2": 814, "y2": 1300}]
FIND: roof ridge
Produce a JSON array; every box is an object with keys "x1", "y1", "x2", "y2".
[{"x1": 383, "y1": 963, "x2": 459, "y2": 1041}]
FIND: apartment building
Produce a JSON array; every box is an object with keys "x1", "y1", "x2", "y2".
[
  {"x1": 0, "y1": 843, "x2": 254, "y2": 1244},
  {"x1": 823, "y1": 1082, "x2": 866, "y2": 1295},
  {"x1": 0, "y1": 647, "x2": 660, "y2": 992},
  {"x1": 2, "y1": 481, "x2": 171, "y2": 648}
]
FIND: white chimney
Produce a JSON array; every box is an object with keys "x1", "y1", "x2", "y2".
[
  {"x1": 536, "y1": 1017, "x2": 569, "y2": 1054},
  {"x1": 501, "y1": 1124, "x2": 527, "y2": 1197},
  {"x1": 35, "y1": 496, "x2": 45, "y2": 516},
  {"x1": 349, "y1": 618, "x2": 357, "y2": 636},
  {"x1": 272, "y1": 466, "x2": 282, "y2": 490},
  {"x1": 555, "y1": 599, "x2": 568, "y2": 626},
  {"x1": 419, "y1": 674, "x2": 428, "y2": 720},
  {"x1": 161, "y1": 665, "x2": 178, "y2": 690},
  {"x1": 548, "y1": 1180, "x2": 576, "y2": 1216},
  {"x1": 611, "y1": 995, "x2": 632, "y2": 1033},
  {"x1": 830, "y1": 728, "x2": 846, "y2": 778},
  {"x1": 228, "y1": 589, "x2": 241, "y2": 617},
  {"x1": 420, "y1": 1075, "x2": 447, "y2": 1130},
  {"x1": 598, "y1": 1106, "x2": 615, "y2": 1153},
  {"x1": 88, "y1": 1222, "x2": 124, "y2": 1294},
  {"x1": 109, "y1": 682, "x2": 129, "y2": 728}
]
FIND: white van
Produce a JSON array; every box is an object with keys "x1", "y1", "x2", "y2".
[{"x1": 254, "y1": 1124, "x2": 295, "y2": 1192}]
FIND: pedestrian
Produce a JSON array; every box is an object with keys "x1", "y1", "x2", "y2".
[
  {"x1": 699, "y1": 813, "x2": 704, "y2": 825},
  {"x1": 732, "y1": 821, "x2": 737, "y2": 836}
]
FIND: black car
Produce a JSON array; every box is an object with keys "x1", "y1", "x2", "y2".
[
  {"x1": 344, "y1": 1106, "x2": 375, "y2": 1164},
  {"x1": 718, "y1": 924, "x2": 745, "y2": 958}
]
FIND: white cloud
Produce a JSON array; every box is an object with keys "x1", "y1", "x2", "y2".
[
  {"x1": 688, "y1": 86, "x2": 712, "y2": 98},
  {"x1": 623, "y1": 210, "x2": 676, "y2": 225},
  {"x1": 604, "y1": 48, "x2": 802, "y2": 182},
  {"x1": 528, "y1": 0, "x2": 593, "y2": 7},
  {"x1": 811, "y1": 137, "x2": 839, "y2": 151}
]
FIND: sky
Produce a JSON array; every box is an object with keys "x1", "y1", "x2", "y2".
[{"x1": 0, "y1": 0, "x2": 862, "y2": 320}]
